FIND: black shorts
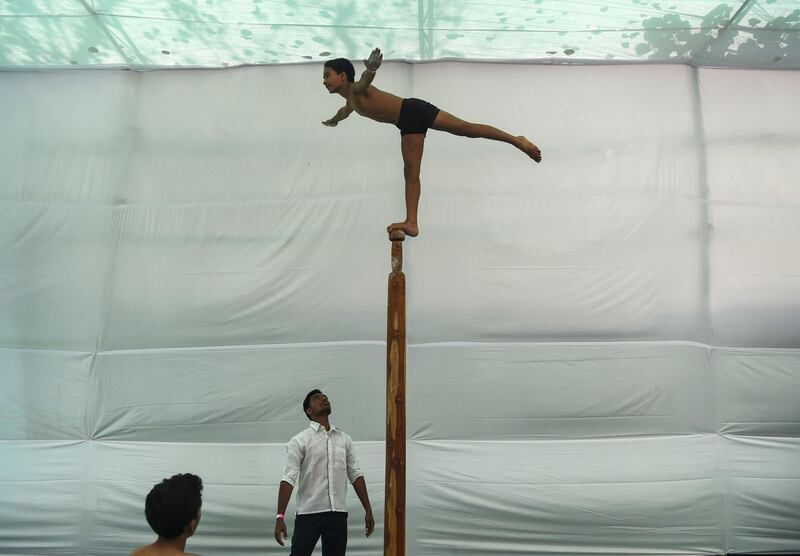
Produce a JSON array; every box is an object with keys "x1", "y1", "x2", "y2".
[{"x1": 396, "y1": 98, "x2": 440, "y2": 136}]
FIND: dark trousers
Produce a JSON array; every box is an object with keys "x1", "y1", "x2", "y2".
[{"x1": 290, "y1": 511, "x2": 348, "y2": 556}]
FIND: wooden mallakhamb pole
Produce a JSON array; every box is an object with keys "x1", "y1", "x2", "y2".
[{"x1": 384, "y1": 230, "x2": 406, "y2": 556}]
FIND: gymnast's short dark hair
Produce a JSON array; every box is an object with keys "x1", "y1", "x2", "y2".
[
  {"x1": 303, "y1": 388, "x2": 322, "y2": 417},
  {"x1": 145, "y1": 473, "x2": 203, "y2": 539},
  {"x1": 324, "y1": 58, "x2": 355, "y2": 82}
]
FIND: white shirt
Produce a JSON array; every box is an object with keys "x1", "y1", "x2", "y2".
[{"x1": 281, "y1": 421, "x2": 364, "y2": 515}]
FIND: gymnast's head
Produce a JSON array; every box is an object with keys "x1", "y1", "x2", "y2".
[
  {"x1": 323, "y1": 58, "x2": 355, "y2": 92},
  {"x1": 144, "y1": 473, "x2": 203, "y2": 541}
]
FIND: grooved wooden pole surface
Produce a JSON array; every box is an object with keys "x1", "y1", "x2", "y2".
[{"x1": 384, "y1": 230, "x2": 406, "y2": 556}]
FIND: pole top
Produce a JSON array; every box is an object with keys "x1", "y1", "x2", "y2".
[{"x1": 389, "y1": 229, "x2": 406, "y2": 242}]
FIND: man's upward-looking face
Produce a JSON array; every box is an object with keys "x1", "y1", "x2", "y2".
[
  {"x1": 306, "y1": 391, "x2": 332, "y2": 417},
  {"x1": 322, "y1": 67, "x2": 345, "y2": 94}
]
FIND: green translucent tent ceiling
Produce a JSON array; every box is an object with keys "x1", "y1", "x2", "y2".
[{"x1": 0, "y1": 0, "x2": 798, "y2": 69}]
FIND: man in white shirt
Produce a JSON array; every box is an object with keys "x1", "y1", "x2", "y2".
[{"x1": 274, "y1": 389, "x2": 375, "y2": 555}]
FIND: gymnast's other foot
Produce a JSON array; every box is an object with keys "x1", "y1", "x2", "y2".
[
  {"x1": 387, "y1": 221, "x2": 419, "y2": 237},
  {"x1": 518, "y1": 136, "x2": 542, "y2": 163}
]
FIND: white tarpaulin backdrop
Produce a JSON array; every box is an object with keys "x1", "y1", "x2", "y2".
[{"x1": 1, "y1": 62, "x2": 799, "y2": 555}]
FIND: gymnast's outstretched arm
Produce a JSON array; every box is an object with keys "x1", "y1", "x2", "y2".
[{"x1": 322, "y1": 103, "x2": 353, "y2": 127}]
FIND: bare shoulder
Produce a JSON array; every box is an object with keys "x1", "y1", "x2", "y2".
[
  {"x1": 129, "y1": 547, "x2": 165, "y2": 556},
  {"x1": 129, "y1": 547, "x2": 198, "y2": 556}
]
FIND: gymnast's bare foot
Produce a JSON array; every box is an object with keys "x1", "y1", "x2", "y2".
[
  {"x1": 387, "y1": 221, "x2": 419, "y2": 237},
  {"x1": 518, "y1": 136, "x2": 542, "y2": 163}
]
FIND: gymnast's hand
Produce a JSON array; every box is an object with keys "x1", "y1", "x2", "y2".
[{"x1": 364, "y1": 48, "x2": 383, "y2": 72}]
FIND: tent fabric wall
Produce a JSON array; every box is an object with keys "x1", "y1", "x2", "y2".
[{"x1": 0, "y1": 63, "x2": 799, "y2": 554}]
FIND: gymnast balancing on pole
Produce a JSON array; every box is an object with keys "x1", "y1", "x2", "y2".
[{"x1": 322, "y1": 48, "x2": 542, "y2": 238}]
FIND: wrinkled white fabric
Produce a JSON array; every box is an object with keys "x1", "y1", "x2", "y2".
[{"x1": 0, "y1": 63, "x2": 798, "y2": 555}]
